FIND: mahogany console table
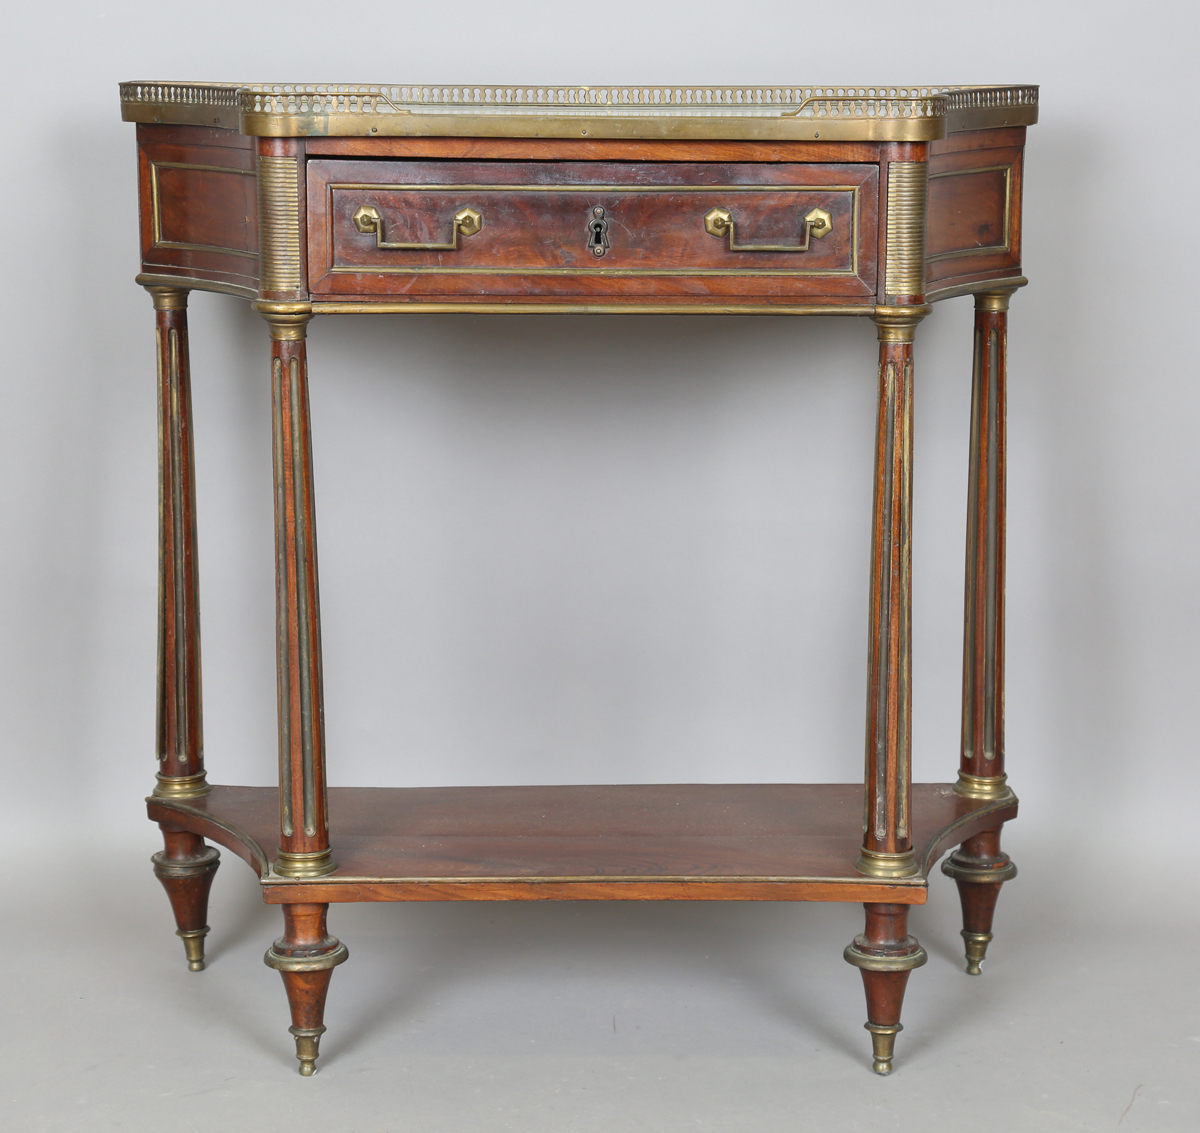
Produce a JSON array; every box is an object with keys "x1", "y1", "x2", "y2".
[{"x1": 120, "y1": 82, "x2": 1036, "y2": 1076}]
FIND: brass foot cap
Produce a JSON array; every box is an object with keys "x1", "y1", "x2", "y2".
[
  {"x1": 962, "y1": 930, "x2": 993, "y2": 976},
  {"x1": 865, "y1": 1022, "x2": 901, "y2": 1076},
  {"x1": 290, "y1": 1026, "x2": 325, "y2": 1076}
]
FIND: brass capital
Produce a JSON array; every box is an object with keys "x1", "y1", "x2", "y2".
[
  {"x1": 974, "y1": 289, "x2": 1016, "y2": 313},
  {"x1": 254, "y1": 301, "x2": 314, "y2": 341},
  {"x1": 273, "y1": 847, "x2": 337, "y2": 878},
  {"x1": 873, "y1": 304, "x2": 930, "y2": 343},
  {"x1": 145, "y1": 286, "x2": 189, "y2": 312},
  {"x1": 855, "y1": 847, "x2": 919, "y2": 878}
]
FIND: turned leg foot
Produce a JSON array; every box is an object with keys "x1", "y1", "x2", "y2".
[
  {"x1": 844, "y1": 903, "x2": 927, "y2": 1075},
  {"x1": 941, "y1": 828, "x2": 1017, "y2": 974},
  {"x1": 152, "y1": 827, "x2": 220, "y2": 971},
  {"x1": 265, "y1": 903, "x2": 348, "y2": 1075}
]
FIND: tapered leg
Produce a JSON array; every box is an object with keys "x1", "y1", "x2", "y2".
[
  {"x1": 942, "y1": 828, "x2": 1017, "y2": 974},
  {"x1": 945, "y1": 288, "x2": 1020, "y2": 973},
  {"x1": 152, "y1": 826, "x2": 220, "y2": 971},
  {"x1": 264, "y1": 904, "x2": 348, "y2": 1075},
  {"x1": 844, "y1": 903, "x2": 927, "y2": 1074}
]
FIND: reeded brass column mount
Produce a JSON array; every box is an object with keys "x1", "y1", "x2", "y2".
[
  {"x1": 704, "y1": 206, "x2": 832, "y2": 252},
  {"x1": 352, "y1": 204, "x2": 483, "y2": 250}
]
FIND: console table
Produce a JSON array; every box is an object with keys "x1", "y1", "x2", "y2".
[{"x1": 120, "y1": 81, "x2": 1036, "y2": 1077}]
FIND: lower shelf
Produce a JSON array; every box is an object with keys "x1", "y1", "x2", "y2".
[{"x1": 149, "y1": 782, "x2": 1016, "y2": 906}]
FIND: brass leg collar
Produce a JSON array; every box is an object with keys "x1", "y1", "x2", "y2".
[
  {"x1": 961, "y1": 930, "x2": 993, "y2": 976},
  {"x1": 273, "y1": 849, "x2": 337, "y2": 878},
  {"x1": 152, "y1": 771, "x2": 212, "y2": 799},
  {"x1": 289, "y1": 1025, "x2": 327, "y2": 1076},
  {"x1": 843, "y1": 942, "x2": 928, "y2": 973},
  {"x1": 855, "y1": 848, "x2": 919, "y2": 878},
  {"x1": 941, "y1": 855, "x2": 1018, "y2": 885},
  {"x1": 865, "y1": 1022, "x2": 902, "y2": 1075},
  {"x1": 176, "y1": 926, "x2": 211, "y2": 972},
  {"x1": 952, "y1": 771, "x2": 1015, "y2": 801},
  {"x1": 151, "y1": 846, "x2": 220, "y2": 878},
  {"x1": 264, "y1": 940, "x2": 349, "y2": 974}
]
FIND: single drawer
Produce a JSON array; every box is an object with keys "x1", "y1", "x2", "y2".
[{"x1": 307, "y1": 159, "x2": 878, "y2": 306}]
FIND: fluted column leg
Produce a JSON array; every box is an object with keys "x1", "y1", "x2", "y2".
[
  {"x1": 943, "y1": 289, "x2": 1019, "y2": 974},
  {"x1": 857, "y1": 308, "x2": 926, "y2": 880},
  {"x1": 145, "y1": 285, "x2": 219, "y2": 969},
  {"x1": 257, "y1": 302, "x2": 334, "y2": 880}
]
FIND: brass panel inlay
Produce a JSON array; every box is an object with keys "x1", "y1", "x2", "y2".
[
  {"x1": 328, "y1": 182, "x2": 861, "y2": 279},
  {"x1": 926, "y1": 164, "x2": 1013, "y2": 263},
  {"x1": 885, "y1": 161, "x2": 928, "y2": 297},
  {"x1": 258, "y1": 155, "x2": 303, "y2": 292},
  {"x1": 149, "y1": 161, "x2": 258, "y2": 259}
]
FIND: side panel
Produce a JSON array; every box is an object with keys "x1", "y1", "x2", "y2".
[
  {"x1": 136, "y1": 124, "x2": 260, "y2": 295},
  {"x1": 926, "y1": 127, "x2": 1026, "y2": 298}
]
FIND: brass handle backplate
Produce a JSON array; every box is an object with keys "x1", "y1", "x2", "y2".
[
  {"x1": 704, "y1": 206, "x2": 832, "y2": 252},
  {"x1": 352, "y1": 204, "x2": 483, "y2": 250}
]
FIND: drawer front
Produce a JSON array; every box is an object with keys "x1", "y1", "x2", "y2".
[{"x1": 307, "y1": 160, "x2": 878, "y2": 305}]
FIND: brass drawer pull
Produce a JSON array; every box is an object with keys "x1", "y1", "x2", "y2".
[
  {"x1": 704, "y1": 206, "x2": 832, "y2": 252},
  {"x1": 352, "y1": 204, "x2": 483, "y2": 250}
]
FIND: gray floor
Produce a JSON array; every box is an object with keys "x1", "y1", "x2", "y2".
[{"x1": 6, "y1": 839, "x2": 1196, "y2": 1133}]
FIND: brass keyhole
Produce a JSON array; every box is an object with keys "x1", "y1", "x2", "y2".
[{"x1": 587, "y1": 206, "x2": 610, "y2": 257}]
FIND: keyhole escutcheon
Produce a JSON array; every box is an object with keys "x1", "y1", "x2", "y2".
[{"x1": 587, "y1": 206, "x2": 611, "y2": 257}]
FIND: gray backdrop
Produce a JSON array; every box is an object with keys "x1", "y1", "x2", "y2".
[{"x1": 3, "y1": 2, "x2": 1197, "y2": 1129}]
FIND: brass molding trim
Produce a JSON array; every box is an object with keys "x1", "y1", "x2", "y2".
[
  {"x1": 152, "y1": 771, "x2": 211, "y2": 799},
  {"x1": 843, "y1": 942, "x2": 928, "y2": 972},
  {"x1": 925, "y1": 276, "x2": 1027, "y2": 304},
  {"x1": 273, "y1": 848, "x2": 337, "y2": 879},
  {"x1": 257, "y1": 155, "x2": 303, "y2": 293},
  {"x1": 149, "y1": 161, "x2": 258, "y2": 260},
  {"x1": 953, "y1": 771, "x2": 1015, "y2": 800},
  {"x1": 259, "y1": 870, "x2": 928, "y2": 888},
  {"x1": 941, "y1": 856, "x2": 1018, "y2": 885},
  {"x1": 884, "y1": 161, "x2": 929, "y2": 298},
  {"x1": 263, "y1": 941, "x2": 349, "y2": 973},
  {"x1": 309, "y1": 302, "x2": 873, "y2": 316},
  {"x1": 121, "y1": 82, "x2": 1037, "y2": 141},
  {"x1": 926, "y1": 164, "x2": 1012, "y2": 263},
  {"x1": 855, "y1": 848, "x2": 919, "y2": 879},
  {"x1": 329, "y1": 181, "x2": 861, "y2": 279}
]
